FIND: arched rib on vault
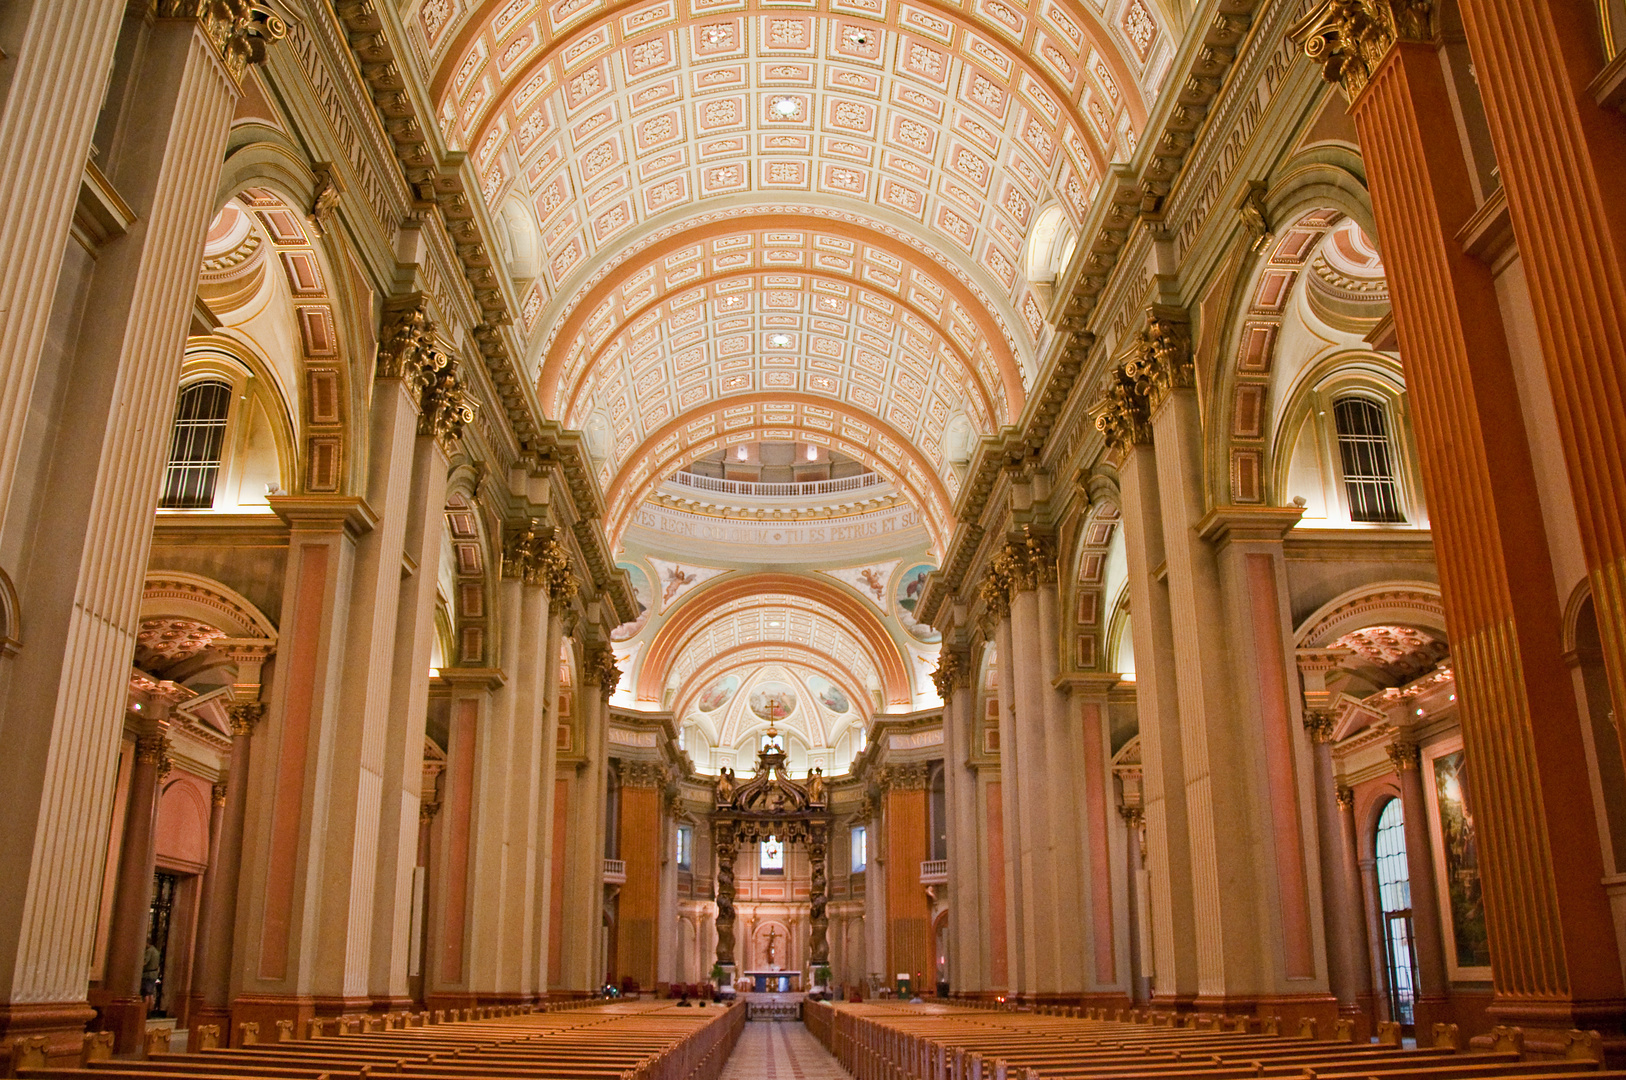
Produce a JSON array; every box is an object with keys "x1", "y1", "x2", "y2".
[
  {"x1": 637, "y1": 572, "x2": 912, "y2": 706},
  {"x1": 536, "y1": 214, "x2": 1031, "y2": 421}
]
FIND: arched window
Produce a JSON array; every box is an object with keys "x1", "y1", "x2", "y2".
[
  {"x1": 160, "y1": 381, "x2": 233, "y2": 509},
  {"x1": 1333, "y1": 397, "x2": 1405, "y2": 523},
  {"x1": 1374, "y1": 798, "x2": 1418, "y2": 1026}
]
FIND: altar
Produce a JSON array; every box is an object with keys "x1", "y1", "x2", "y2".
[{"x1": 743, "y1": 970, "x2": 802, "y2": 993}]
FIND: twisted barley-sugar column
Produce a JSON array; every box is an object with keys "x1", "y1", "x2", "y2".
[{"x1": 1301, "y1": 1, "x2": 1626, "y2": 1036}]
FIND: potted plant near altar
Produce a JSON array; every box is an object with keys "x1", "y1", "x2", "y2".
[
  {"x1": 710, "y1": 964, "x2": 733, "y2": 1001},
  {"x1": 811, "y1": 965, "x2": 831, "y2": 1000}
]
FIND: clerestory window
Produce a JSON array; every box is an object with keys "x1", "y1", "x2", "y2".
[
  {"x1": 1333, "y1": 396, "x2": 1405, "y2": 524},
  {"x1": 159, "y1": 381, "x2": 233, "y2": 509}
]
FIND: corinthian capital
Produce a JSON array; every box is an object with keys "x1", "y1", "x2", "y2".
[
  {"x1": 378, "y1": 295, "x2": 437, "y2": 384},
  {"x1": 1386, "y1": 738, "x2": 1420, "y2": 772},
  {"x1": 1091, "y1": 362, "x2": 1153, "y2": 454},
  {"x1": 587, "y1": 644, "x2": 621, "y2": 697},
  {"x1": 978, "y1": 564, "x2": 1011, "y2": 622},
  {"x1": 504, "y1": 519, "x2": 543, "y2": 581},
  {"x1": 1292, "y1": 0, "x2": 1435, "y2": 100},
  {"x1": 931, "y1": 651, "x2": 964, "y2": 703},
  {"x1": 226, "y1": 701, "x2": 265, "y2": 737},
  {"x1": 1124, "y1": 308, "x2": 1193, "y2": 414},
  {"x1": 417, "y1": 351, "x2": 477, "y2": 448},
  {"x1": 537, "y1": 537, "x2": 579, "y2": 602},
  {"x1": 1303, "y1": 709, "x2": 1336, "y2": 744},
  {"x1": 993, "y1": 541, "x2": 1036, "y2": 595},
  {"x1": 157, "y1": 1, "x2": 287, "y2": 86},
  {"x1": 1024, "y1": 527, "x2": 1057, "y2": 587}
]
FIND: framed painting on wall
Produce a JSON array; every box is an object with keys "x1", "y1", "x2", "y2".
[{"x1": 1421, "y1": 734, "x2": 1493, "y2": 981}]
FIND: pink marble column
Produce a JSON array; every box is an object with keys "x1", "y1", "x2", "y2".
[
  {"x1": 104, "y1": 682, "x2": 189, "y2": 1052},
  {"x1": 1118, "y1": 806, "x2": 1149, "y2": 1005},
  {"x1": 191, "y1": 702, "x2": 263, "y2": 1034},
  {"x1": 1388, "y1": 740, "x2": 1449, "y2": 1032},
  {"x1": 1336, "y1": 787, "x2": 1377, "y2": 1026},
  {"x1": 180, "y1": 779, "x2": 227, "y2": 1031},
  {"x1": 1306, "y1": 717, "x2": 1368, "y2": 1037}
]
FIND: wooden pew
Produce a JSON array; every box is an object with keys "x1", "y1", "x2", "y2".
[
  {"x1": 9, "y1": 1001, "x2": 744, "y2": 1080},
  {"x1": 804, "y1": 1000, "x2": 1616, "y2": 1080}
]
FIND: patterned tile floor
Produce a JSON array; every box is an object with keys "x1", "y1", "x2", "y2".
[{"x1": 720, "y1": 1020, "x2": 852, "y2": 1079}]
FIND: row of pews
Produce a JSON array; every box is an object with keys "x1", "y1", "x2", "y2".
[
  {"x1": 804, "y1": 1000, "x2": 1622, "y2": 1080},
  {"x1": 7, "y1": 1000, "x2": 743, "y2": 1080}
]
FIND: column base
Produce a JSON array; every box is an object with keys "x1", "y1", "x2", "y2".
[
  {"x1": 0, "y1": 1000, "x2": 96, "y2": 1066},
  {"x1": 1149, "y1": 991, "x2": 1199, "y2": 1014},
  {"x1": 1482, "y1": 996, "x2": 1626, "y2": 1064},
  {"x1": 424, "y1": 992, "x2": 478, "y2": 1014},
  {"x1": 231, "y1": 995, "x2": 316, "y2": 1046},
  {"x1": 189, "y1": 1001, "x2": 232, "y2": 1040},
  {"x1": 369, "y1": 996, "x2": 415, "y2": 1014},
  {"x1": 1248, "y1": 993, "x2": 1340, "y2": 1037},
  {"x1": 1339, "y1": 996, "x2": 1375, "y2": 1043},
  {"x1": 99, "y1": 996, "x2": 148, "y2": 1055}
]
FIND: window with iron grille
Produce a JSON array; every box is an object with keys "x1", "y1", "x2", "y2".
[
  {"x1": 160, "y1": 381, "x2": 233, "y2": 509},
  {"x1": 1333, "y1": 396, "x2": 1405, "y2": 523}
]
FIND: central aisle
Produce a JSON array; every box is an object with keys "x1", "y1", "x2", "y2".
[{"x1": 719, "y1": 1019, "x2": 852, "y2": 1079}]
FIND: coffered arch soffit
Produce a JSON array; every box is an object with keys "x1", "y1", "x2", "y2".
[
  {"x1": 424, "y1": 0, "x2": 1171, "y2": 329},
  {"x1": 636, "y1": 571, "x2": 912, "y2": 705}
]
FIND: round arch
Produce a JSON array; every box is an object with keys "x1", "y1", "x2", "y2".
[
  {"x1": 637, "y1": 572, "x2": 912, "y2": 706},
  {"x1": 1294, "y1": 581, "x2": 1446, "y2": 649}
]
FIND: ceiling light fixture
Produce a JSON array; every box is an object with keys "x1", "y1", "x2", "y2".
[
  {"x1": 770, "y1": 97, "x2": 800, "y2": 119},
  {"x1": 768, "y1": 333, "x2": 791, "y2": 346}
]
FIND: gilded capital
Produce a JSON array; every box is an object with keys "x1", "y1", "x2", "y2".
[
  {"x1": 417, "y1": 351, "x2": 477, "y2": 448},
  {"x1": 504, "y1": 520, "x2": 543, "y2": 581},
  {"x1": 212, "y1": 781, "x2": 230, "y2": 808},
  {"x1": 227, "y1": 701, "x2": 265, "y2": 737},
  {"x1": 1124, "y1": 309, "x2": 1193, "y2": 414},
  {"x1": 882, "y1": 763, "x2": 929, "y2": 791},
  {"x1": 156, "y1": 0, "x2": 286, "y2": 86},
  {"x1": 1117, "y1": 804, "x2": 1144, "y2": 830},
  {"x1": 978, "y1": 564, "x2": 1011, "y2": 621},
  {"x1": 136, "y1": 734, "x2": 169, "y2": 767},
  {"x1": 1024, "y1": 527, "x2": 1058, "y2": 587},
  {"x1": 993, "y1": 542, "x2": 1035, "y2": 595},
  {"x1": 1292, "y1": 0, "x2": 1435, "y2": 100},
  {"x1": 1386, "y1": 739, "x2": 1420, "y2": 772},
  {"x1": 618, "y1": 759, "x2": 665, "y2": 789},
  {"x1": 1335, "y1": 785, "x2": 1355, "y2": 811},
  {"x1": 1091, "y1": 362, "x2": 1153, "y2": 454},
  {"x1": 537, "y1": 537, "x2": 579, "y2": 602},
  {"x1": 378, "y1": 295, "x2": 438, "y2": 387},
  {"x1": 587, "y1": 644, "x2": 621, "y2": 697},
  {"x1": 1303, "y1": 710, "x2": 1336, "y2": 744},
  {"x1": 931, "y1": 651, "x2": 965, "y2": 703}
]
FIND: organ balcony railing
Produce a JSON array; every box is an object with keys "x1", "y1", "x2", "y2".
[
  {"x1": 603, "y1": 858, "x2": 627, "y2": 885},
  {"x1": 919, "y1": 859, "x2": 947, "y2": 885}
]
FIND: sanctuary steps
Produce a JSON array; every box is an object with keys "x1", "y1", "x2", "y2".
[
  {"x1": 6, "y1": 1001, "x2": 743, "y2": 1080},
  {"x1": 805, "y1": 1001, "x2": 1620, "y2": 1080}
]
